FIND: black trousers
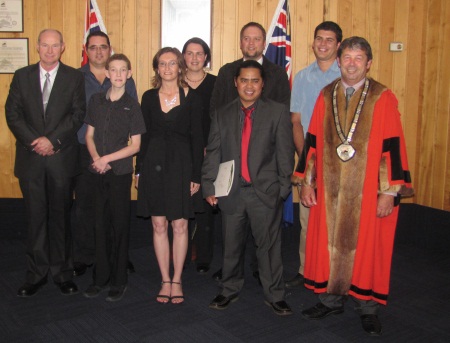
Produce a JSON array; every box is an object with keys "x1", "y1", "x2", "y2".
[
  {"x1": 72, "y1": 144, "x2": 96, "y2": 265},
  {"x1": 93, "y1": 172, "x2": 132, "y2": 288},
  {"x1": 221, "y1": 187, "x2": 285, "y2": 303},
  {"x1": 19, "y1": 169, "x2": 74, "y2": 284}
]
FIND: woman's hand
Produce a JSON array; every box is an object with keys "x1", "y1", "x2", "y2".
[{"x1": 190, "y1": 182, "x2": 200, "y2": 196}]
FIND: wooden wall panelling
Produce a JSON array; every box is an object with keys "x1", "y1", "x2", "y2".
[
  {"x1": 0, "y1": 0, "x2": 448, "y2": 210},
  {"x1": 366, "y1": 0, "x2": 381, "y2": 79},
  {"x1": 252, "y1": 0, "x2": 269, "y2": 25},
  {"x1": 377, "y1": 1, "x2": 395, "y2": 86},
  {"x1": 136, "y1": 0, "x2": 152, "y2": 100},
  {"x1": 392, "y1": 0, "x2": 409, "y2": 129},
  {"x1": 0, "y1": 78, "x2": 13, "y2": 196},
  {"x1": 121, "y1": 0, "x2": 137, "y2": 65},
  {"x1": 105, "y1": 1, "x2": 121, "y2": 52},
  {"x1": 324, "y1": 0, "x2": 338, "y2": 22},
  {"x1": 210, "y1": 0, "x2": 223, "y2": 73},
  {"x1": 237, "y1": 0, "x2": 253, "y2": 39},
  {"x1": 337, "y1": 0, "x2": 353, "y2": 44},
  {"x1": 403, "y1": 0, "x2": 425, "y2": 205},
  {"x1": 62, "y1": 0, "x2": 80, "y2": 69},
  {"x1": 220, "y1": 0, "x2": 239, "y2": 66},
  {"x1": 433, "y1": 0, "x2": 450, "y2": 210},
  {"x1": 289, "y1": 0, "x2": 309, "y2": 75},
  {"x1": 352, "y1": 0, "x2": 369, "y2": 37},
  {"x1": 392, "y1": 0, "x2": 414, "y2": 204},
  {"x1": 444, "y1": 0, "x2": 450, "y2": 211},
  {"x1": 309, "y1": 0, "x2": 326, "y2": 65},
  {"x1": 417, "y1": 0, "x2": 441, "y2": 207}
]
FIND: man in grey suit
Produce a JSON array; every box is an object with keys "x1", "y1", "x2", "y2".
[
  {"x1": 209, "y1": 21, "x2": 291, "y2": 283},
  {"x1": 5, "y1": 29, "x2": 86, "y2": 297},
  {"x1": 202, "y1": 60, "x2": 294, "y2": 315}
]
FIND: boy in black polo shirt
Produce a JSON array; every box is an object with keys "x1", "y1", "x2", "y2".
[{"x1": 83, "y1": 54, "x2": 146, "y2": 301}]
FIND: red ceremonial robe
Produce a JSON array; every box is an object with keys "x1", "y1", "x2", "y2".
[{"x1": 293, "y1": 78, "x2": 412, "y2": 305}]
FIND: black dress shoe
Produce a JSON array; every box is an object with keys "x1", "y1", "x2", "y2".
[
  {"x1": 285, "y1": 273, "x2": 304, "y2": 289},
  {"x1": 83, "y1": 284, "x2": 109, "y2": 298},
  {"x1": 106, "y1": 285, "x2": 127, "y2": 302},
  {"x1": 17, "y1": 278, "x2": 47, "y2": 297},
  {"x1": 361, "y1": 314, "x2": 382, "y2": 336},
  {"x1": 57, "y1": 280, "x2": 79, "y2": 295},
  {"x1": 302, "y1": 302, "x2": 344, "y2": 320},
  {"x1": 73, "y1": 262, "x2": 93, "y2": 277},
  {"x1": 252, "y1": 271, "x2": 262, "y2": 286},
  {"x1": 127, "y1": 261, "x2": 135, "y2": 274},
  {"x1": 212, "y1": 268, "x2": 222, "y2": 281},
  {"x1": 209, "y1": 294, "x2": 238, "y2": 310},
  {"x1": 265, "y1": 300, "x2": 293, "y2": 316},
  {"x1": 196, "y1": 263, "x2": 210, "y2": 273}
]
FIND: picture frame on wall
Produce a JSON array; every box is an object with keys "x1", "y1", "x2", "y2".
[
  {"x1": 0, "y1": 0, "x2": 24, "y2": 33},
  {"x1": 0, "y1": 38, "x2": 28, "y2": 73}
]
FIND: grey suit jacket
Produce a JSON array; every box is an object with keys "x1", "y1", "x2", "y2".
[
  {"x1": 5, "y1": 62, "x2": 86, "y2": 179},
  {"x1": 201, "y1": 97, "x2": 294, "y2": 214}
]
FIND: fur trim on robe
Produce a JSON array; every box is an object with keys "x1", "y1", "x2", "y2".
[{"x1": 293, "y1": 78, "x2": 413, "y2": 305}]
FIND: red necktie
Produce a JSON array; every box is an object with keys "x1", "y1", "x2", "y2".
[{"x1": 241, "y1": 106, "x2": 254, "y2": 182}]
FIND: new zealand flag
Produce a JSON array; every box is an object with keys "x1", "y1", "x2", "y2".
[{"x1": 264, "y1": 0, "x2": 293, "y2": 224}]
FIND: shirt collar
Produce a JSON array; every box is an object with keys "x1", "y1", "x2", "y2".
[
  {"x1": 341, "y1": 77, "x2": 366, "y2": 93},
  {"x1": 240, "y1": 99, "x2": 259, "y2": 113},
  {"x1": 39, "y1": 62, "x2": 59, "y2": 79}
]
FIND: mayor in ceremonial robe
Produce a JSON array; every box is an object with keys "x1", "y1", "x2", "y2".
[{"x1": 293, "y1": 36, "x2": 413, "y2": 336}]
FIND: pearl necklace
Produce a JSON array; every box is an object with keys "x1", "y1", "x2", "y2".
[{"x1": 186, "y1": 71, "x2": 206, "y2": 83}]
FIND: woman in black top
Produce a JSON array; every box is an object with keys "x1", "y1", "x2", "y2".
[
  {"x1": 182, "y1": 38, "x2": 217, "y2": 274},
  {"x1": 136, "y1": 47, "x2": 203, "y2": 304}
]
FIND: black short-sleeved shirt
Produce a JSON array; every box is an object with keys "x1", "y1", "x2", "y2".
[{"x1": 85, "y1": 91, "x2": 146, "y2": 175}]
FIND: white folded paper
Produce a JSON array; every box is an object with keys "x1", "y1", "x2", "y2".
[{"x1": 214, "y1": 160, "x2": 234, "y2": 197}]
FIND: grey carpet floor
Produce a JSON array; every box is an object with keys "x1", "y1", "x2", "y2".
[{"x1": 0, "y1": 200, "x2": 449, "y2": 342}]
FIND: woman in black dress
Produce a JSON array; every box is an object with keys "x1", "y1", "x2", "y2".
[
  {"x1": 136, "y1": 47, "x2": 203, "y2": 304},
  {"x1": 182, "y1": 38, "x2": 217, "y2": 274}
]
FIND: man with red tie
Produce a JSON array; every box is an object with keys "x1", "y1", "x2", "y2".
[{"x1": 201, "y1": 60, "x2": 295, "y2": 316}]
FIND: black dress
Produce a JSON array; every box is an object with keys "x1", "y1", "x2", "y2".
[{"x1": 136, "y1": 87, "x2": 204, "y2": 220}]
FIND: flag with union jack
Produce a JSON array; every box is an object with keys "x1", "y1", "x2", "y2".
[
  {"x1": 264, "y1": 0, "x2": 294, "y2": 224},
  {"x1": 81, "y1": 0, "x2": 109, "y2": 66},
  {"x1": 264, "y1": 0, "x2": 292, "y2": 86}
]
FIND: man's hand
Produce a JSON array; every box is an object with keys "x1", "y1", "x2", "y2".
[
  {"x1": 377, "y1": 193, "x2": 394, "y2": 217},
  {"x1": 300, "y1": 185, "x2": 317, "y2": 208},
  {"x1": 31, "y1": 137, "x2": 54, "y2": 156},
  {"x1": 92, "y1": 156, "x2": 111, "y2": 174},
  {"x1": 206, "y1": 195, "x2": 218, "y2": 208}
]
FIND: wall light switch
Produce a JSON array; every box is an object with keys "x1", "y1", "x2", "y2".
[{"x1": 390, "y1": 42, "x2": 403, "y2": 52}]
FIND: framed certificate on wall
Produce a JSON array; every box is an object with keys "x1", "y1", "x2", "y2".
[
  {"x1": 0, "y1": 38, "x2": 28, "y2": 73},
  {"x1": 0, "y1": 0, "x2": 24, "y2": 32}
]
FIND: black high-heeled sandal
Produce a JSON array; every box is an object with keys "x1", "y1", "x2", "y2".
[
  {"x1": 156, "y1": 281, "x2": 171, "y2": 304},
  {"x1": 170, "y1": 281, "x2": 184, "y2": 304}
]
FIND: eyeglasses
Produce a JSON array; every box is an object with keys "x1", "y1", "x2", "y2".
[
  {"x1": 158, "y1": 61, "x2": 178, "y2": 68},
  {"x1": 87, "y1": 45, "x2": 110, "y2": 51}
]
